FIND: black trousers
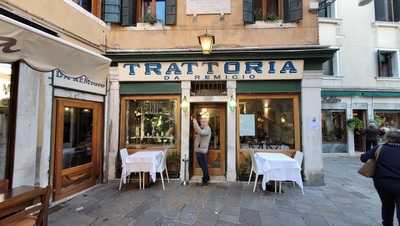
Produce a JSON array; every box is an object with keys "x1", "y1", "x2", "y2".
[
  {"x1": 366, "y1": 140, "x2": 378, "y2": 152},
  {"x1": 374, "y1": 178, "x2": 400, "y2": 226},
  {"x1": 196, "y1": 152, "x2": 209, "y2": 183}
]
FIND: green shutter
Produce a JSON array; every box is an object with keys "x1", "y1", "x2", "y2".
[
  {"x1": 120, "y1": 82, "x2": 181, "y2": 95},
  {"x1": 237, "y1": 81, "x2": 301, "y2": 93},
  {"x1": 374, "y1": 0, "x2": 387, "y2": 21},
  {"x1": 121, "y1": 0, "x2": 136, "y2": 26},
  {"x1": 284, "y1": 0, "x2": 303, "y2": 23},
  {"x1": 104, "y1": 0, "x2": 121, "y2": 23},
  {"x1": 243, "y1": 0, "x2": 254, "y2": 24},
  {"x1": 165, "y1": 0, "x2": 177, "y2": 25},
  {"x1": 394, "y1": 0, "x2": 400, "y2": 21}
]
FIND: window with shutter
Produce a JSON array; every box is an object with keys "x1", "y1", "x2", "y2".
[
  {"x1": 165, "y1": 0, "x2": 177, "y2": 25},
  {"x1": 121, "y1": 0, "x2": 136, "y2": 26},
  {"x1": 243, "y1": 0, "x2": 254, "y2": 24},
  {"x1": 104, "y1": 0, "x2": 121, "y2": 23},
  {"x1": 377, "y1": 50, "x2": 398, "y2": 77},
  {"x1": 374, "y1": 0, "x2": 399, "y2": 22},
  {"x1": 283, "y1": 0, "x2": 302, "y2": 23}
]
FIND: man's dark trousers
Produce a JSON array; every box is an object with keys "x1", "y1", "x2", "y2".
[
  {"x1": 366, "y1": 140, "x2": 378, "y2": 152},
  {"x1": 196, "y1": 152, "x2": 209, "y2": 183}
]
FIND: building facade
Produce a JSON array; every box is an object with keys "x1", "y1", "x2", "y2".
[
  {"x1": 0, "y1": 0, "x2": 111, "y2": 201},
  {"x1": 319, "y1": 0, "x2": 400, "y2": 154},
  {"x1": 0, "y1": 0, "x2": 335, "y2": 204},
  {"x1": 105, "y1": 0, "x2": 334, "y2": 185}
]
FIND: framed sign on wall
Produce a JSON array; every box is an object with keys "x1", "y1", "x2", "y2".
[{"x1": 186, "y1": 0, "x2": 231, "y2": 15}]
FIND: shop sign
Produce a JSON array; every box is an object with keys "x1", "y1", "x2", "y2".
[
  {"x1": 53, "y1": 70, "x2": 107, "y2": 95},
  {"x1": 119, "y1": 60, "x2": 303, "y2": 81}
]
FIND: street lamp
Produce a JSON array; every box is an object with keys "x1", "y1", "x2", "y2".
[
  {"x1": 358, "y1": 0, "x2": 373, "y2": 6},
  {"x1": 198, "y1": 30, "x2": 215, "y2": 55}
]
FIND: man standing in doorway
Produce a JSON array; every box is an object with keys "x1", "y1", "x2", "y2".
[{"x1": 192, "y1": 113, "x2": 211, "y2": 186}]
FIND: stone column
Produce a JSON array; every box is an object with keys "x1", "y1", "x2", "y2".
[
  {"x1": 180, "y1": 81, "x2": 191, "y2": 181},
  {"x1": 107, "y1": 67, "x2": 120, "y2": 181},
  {"x1": 346, "y1": 106, "x2": 356, "y2": 156},
  {"x1": 301, "y1": 70, "x2": 324, "y2": 186},
  {"x1": 13, "y1": 63, "x2": 40, "y2": 187},
  {"x1": 226, "y1": 81, "x2": 237, "y2": 181}
]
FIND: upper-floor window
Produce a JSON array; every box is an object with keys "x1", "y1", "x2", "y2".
[
  {"x1": 377, "y1": 50, "x2": 399, "y2": 77},
  {"x1": 374, "y1": 0, "x2": 400, "y2": 22},
  {"x1": 253, "y1": 0, "x2": 282, "y2": 21},
  {"x1": 119, "y1": 0, "x2": 176, "y2": 26},
  {"x1": 319, "y1": 2, "x2": 335, "y2": 18},
  {"x1": 72, "y1": 0, "x2": 100, "y2": 17},
  {"x1": 243, "y1": 0, "x2": 303, "y2": 24},
  {"x1": 73, "y1": 0, "x2": 91, "y2": 12},
  {"x1": 322, "y1": 52, "x2": 339, "y2": 76}
]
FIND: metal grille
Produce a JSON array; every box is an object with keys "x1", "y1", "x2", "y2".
[{"x1": 190, "y1": 82, "x2": 227, "y2": 96}]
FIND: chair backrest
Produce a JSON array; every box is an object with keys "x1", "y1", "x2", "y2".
[
  {"x1": 120, "y1": 148, "x2": 129, "y2": 168},
  {"x1": 248, "y1": 149, "x2": 257, "y2": 170},
  {"x1": 294, "y1": 151, "x2": 304, "y2": 167},
  {"x1": 158, "y1": 148, "x2": 168, "y2": 171},
  {"x1": 0, "y1": 186, "x2": 50, "y2": 226}
]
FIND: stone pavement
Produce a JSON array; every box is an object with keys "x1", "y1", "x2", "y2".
[{"x1": 48, "y1": 157, "x2": 382, "y2": 226}]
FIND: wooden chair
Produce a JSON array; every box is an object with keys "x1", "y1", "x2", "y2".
[
  {"x1": 0, "y1": 179, "x2": 9, "y2": 193},
  {"x1": 0, "y1": 186, "x2": 50, "y2": 226}
]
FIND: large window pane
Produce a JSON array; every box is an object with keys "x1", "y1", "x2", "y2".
[
  {"x1": 125, "y1": 99, "x2": 177, "y2": 147},
  {"x1": 322, "y1": 110, "x2": 347, "y2": 153},
  {"x1": 63, "y1": 107, "x2": 93, "y2": 169},
  {"x1": 0, "y1": 63, "x2": 11, "y2": 180},
  {"x1": 375, "y1": 111, "x2": 400, "y2": 130},
  {"x1": 239, "y1": 98, "x2": 295, "y2": 149}
]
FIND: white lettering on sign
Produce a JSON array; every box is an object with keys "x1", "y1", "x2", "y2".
[
  {"x1": 118, "y1": 60, "x2": 304, "y2": 81},
  {"x1": 186, "y1": 0, "x2": 231, "y2": 15},
  {"x1": 53, "y1": 70, "x2": 107, "y2": 95}
]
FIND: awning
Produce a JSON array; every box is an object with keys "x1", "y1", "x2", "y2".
[{"x1": 0, "y1": 14, "x2": 111, "y2": 94}]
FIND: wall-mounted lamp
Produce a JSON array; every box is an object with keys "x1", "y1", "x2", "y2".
[
  {"x1": 228, "y1": 95, "x2": 237, "y2": 112},
  {"x1": 198, "y1": 30, "x2": 215, "y2": 55},
  {"x1": 181, "y1": 96, "x2": 189, "y2": 113}
]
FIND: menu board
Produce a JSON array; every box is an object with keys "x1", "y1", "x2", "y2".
[
  {"x1": 186, "y1": 0, "x2": 231, "y2": 15},
  {"x1": 240, "y1": 114, "x2": 255, "y2": 136}
]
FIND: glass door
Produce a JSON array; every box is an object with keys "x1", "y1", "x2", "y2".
[
  {"x1": 53, "y1": 98, "x2": 102, "y2": 201},
  {"x1": 191, "y1": 104, "x2": 226, "y2": 176}
]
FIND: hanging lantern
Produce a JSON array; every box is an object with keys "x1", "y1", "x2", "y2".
[{"x1": 198, "y1": 30, "x2": 215, "y2": 55}]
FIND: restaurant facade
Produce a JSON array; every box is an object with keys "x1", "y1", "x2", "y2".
[{"x1": 106, "y1": 47, "x2": 334, "y2": 185}]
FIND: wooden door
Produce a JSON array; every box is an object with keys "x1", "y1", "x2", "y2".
[
  {"x1": 191, "y1": 104, "x2": 226, "y2": 176},
  {"x1": 53, "y1": 98, "x2": 103, "y2": 201},
  {"x1": 353, "y1": 110, "x2": 367, "y2": 152}
]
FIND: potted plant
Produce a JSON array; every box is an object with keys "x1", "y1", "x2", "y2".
[
  {"x1": 266, "y1": 15, "x2": 280, "y2": 22},
  {"x1": 143, "y1": 12, "x2": 158, "y2": 25},
  {"x1": 347, "y1": 117, "x2": 364, "y2": 130}
]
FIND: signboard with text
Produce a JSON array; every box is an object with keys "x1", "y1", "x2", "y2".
[
  {"x1": 53, "y1": 70, "x2": 107, "y2": 95},
  {"x1": 119, "y1": 60, "x2": 303, "y2": 82}
]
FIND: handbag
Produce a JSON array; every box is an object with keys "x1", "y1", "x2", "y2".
[{"x1": 358, "y1": 145, "x2": 383, "y2": 178}]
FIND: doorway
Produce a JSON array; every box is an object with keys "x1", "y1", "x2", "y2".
[
  {"x1": 353, "y1": 109, "x2": 367, "y2": 152},
  {"x1": 190, "y1": 103, "x2": 226, "y2": 176},
  {"x1": 53, "y1": 98, "x2": 103, "y2": 201}
]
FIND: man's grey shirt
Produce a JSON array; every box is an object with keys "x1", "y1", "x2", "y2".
[{"x1": 193, "y1": 122, "x2": 211, "y2": 154}]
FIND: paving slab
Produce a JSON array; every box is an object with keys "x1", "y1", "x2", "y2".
[{"x1": 48, "y1": 157, "x2": 382, "y2": 226}]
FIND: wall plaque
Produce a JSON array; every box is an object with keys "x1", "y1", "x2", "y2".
[{"x1": 186, "y1": 0, "x2": 231, "y2": 15}]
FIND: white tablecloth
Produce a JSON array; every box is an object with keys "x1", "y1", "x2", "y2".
[
  {"x1": 124, "y1": 151, "x2": 164, "y2": 183},
  {"x1": 254, "y1": 153, "x2": 304, "y2": 193}
]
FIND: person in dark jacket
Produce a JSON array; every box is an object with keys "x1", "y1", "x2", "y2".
[
  {"x1": 361, "y1": 131, "x2": 400, "y2": 226},
  {"x1": 363, "y1": 123, "x2": 384, "y2": 152}
]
